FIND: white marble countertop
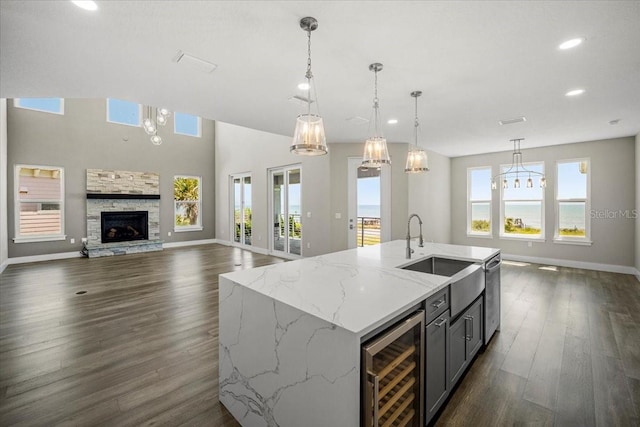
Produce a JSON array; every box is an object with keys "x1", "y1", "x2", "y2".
[{"x1": 220, "y1": 240, "x2": 500, "y2": 338}]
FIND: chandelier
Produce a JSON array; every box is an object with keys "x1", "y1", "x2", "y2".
[
  {"x1": 143, "y1": 106, "x2": 170, "y2": 145},
  {"x1": 404, "y1": 90, "x2": 429, "y2": 173},
  {"x1": 290, "y1": 17, "x2": 328, "y2": 155},
  {"x1": 362, "y1": 63, "x2": 391, "y2": 167},
  {"x1": 491, "y1": 138, "x2": 546, "y2": 190}
]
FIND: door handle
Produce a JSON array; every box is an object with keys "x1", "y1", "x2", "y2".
[
  {"x1": 464, "y1": 315, "x2": 473, "y2": 341},
  {"x1": 368, "y1": 371, "x2": 380, "y2": 427}
]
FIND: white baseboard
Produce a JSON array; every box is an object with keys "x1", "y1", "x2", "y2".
[
  {"x1": 163, "y1": 238, "x2": 218, "y2": 249},
  {"x1": 5, "y1": 251, "x2": 83, "y2": 267},
  {"x1": 0, "y1": 259, "x2": 8, "y2": 274},
  {"x1": 502, "y1": 253, "x2": 638, "y2": 276}
]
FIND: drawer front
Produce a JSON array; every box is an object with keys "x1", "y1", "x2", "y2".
[{"x1": 425, "y1": 288, "x2": 449, "y2": 324}]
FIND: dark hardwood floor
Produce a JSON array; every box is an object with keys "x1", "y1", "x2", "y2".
[{"x1": 1, "y1": 245, "x2": 638, "y2": 426}]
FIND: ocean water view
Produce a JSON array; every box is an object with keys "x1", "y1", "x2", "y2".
[
  {"x1": 358, "y1": 204, "x2": 381, "y2": 218},
  {"x1": 472, "y1": 202, "x2": 585, "y2": 229}
]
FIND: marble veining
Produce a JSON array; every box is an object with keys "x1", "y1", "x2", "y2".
[{"x1": 219, "y1": 240, "x2": 499, "y2": 427}]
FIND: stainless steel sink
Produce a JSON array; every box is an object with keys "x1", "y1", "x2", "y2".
[
  {"x1": 401, "y1": 256, "x2": 485, "y2": 318},
  {"x1": 400, "y1": 256, "x2": 474, "y2": 277}
]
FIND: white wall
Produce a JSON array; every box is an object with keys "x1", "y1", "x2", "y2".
[
  {"x1": 215, "y1": 122, "x2": 331, "y2": 256},
  {"x1": 451, "y1": 137, "x2": 636, "y2": 268},
  {"x1": 0, "y1": 99, "x2": 7, "y2": 272},
  {"x1": 408, "y1": 149, "x2": 451, "y2": 244}
]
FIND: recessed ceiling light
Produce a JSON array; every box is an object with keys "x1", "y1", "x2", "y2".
[
  {"x1": 71, "y1": 1, "x2": 98, "y2": 11},
  {"x1": 565, "y1": 89, "x2": 585, "y2": 97},
  {"x1": 387, "y1": 119, "x2": 398, "y2": 124},
  {"x1": 297, "y1": 82, "x2": 310, "y2": 91},
  {"x1": 558, "y1": 37, "x2": 585, "y2": 50}
]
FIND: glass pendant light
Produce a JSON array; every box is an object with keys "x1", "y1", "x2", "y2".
[
  {"x1": 150, "y1": 135, "x2": 162, "y2": 145},
  {"x1": 362, "y1": 63, "x2": 391, "y2": 167},
  {"x1": 405, "y1": 91, "x2": 429, "y2": 173},
  {"x1": 290, "y1": 17, "x2": 327, "y2": 156}
]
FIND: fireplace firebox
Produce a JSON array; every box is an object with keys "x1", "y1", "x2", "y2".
[{"x1": 101, "y1": 211, "x2": 148, "y2": 243}]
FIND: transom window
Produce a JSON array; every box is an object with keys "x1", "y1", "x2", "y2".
[
  {"x1": 174, "y1": 112, "x2": 201, "y2": 137},
  {"x1": 467, "y1": 167, "x2": 492, "y2": 236},
  {"x1": 500, "y1": 162, "x2": 545, "y2": 239},
  {"x1": 14, "y1": 98, "x2": 64, "y2": 115},
  {"x1": 14, "y1": 165, "x2": 66, "y2": 243},
  {"x1": 555, "y1": 159, "x2": 591, "y2": 244},
  {"x1": 174, "y1": 176, "x2": 203, "y2": 231},
  {"x1": 106, "y1": 98, "x2": 141, "y2": 127}
]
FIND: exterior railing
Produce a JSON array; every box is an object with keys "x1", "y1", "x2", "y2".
[{"x1": 357, "y1": 216, "x2": 381, "y2": 247}]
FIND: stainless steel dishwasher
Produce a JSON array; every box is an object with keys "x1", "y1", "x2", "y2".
[{"x1": 483, "y1": 254, "x2": 501, "y2": 345}]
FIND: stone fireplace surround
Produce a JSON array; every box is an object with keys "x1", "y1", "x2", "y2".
[{"x1": 85, "y1": 169, "x2": 162, "y2": 258}]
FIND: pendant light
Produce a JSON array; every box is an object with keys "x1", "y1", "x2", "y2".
[
  {"x1": 143, "y1": 105, "x2": 171, "y2": 146},
  {"x1": 290, "y1": 17, "x2": 328, "y2": 156},
  {"x1": 405, "y1": 91, "x2": 429, "y2": 173},
  {"x1": 491, "y1": 138, "x2": 546, "y2": 190},
  {"x1": 362, "y1": 63, "x2": 391, "y2": 167}
]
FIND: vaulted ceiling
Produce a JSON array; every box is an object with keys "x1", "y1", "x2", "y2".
[{"x1": 1, "y1": 1, "x2": 639, "y2": 156}]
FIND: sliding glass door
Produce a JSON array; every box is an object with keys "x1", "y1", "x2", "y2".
[
  {"x1": 231, "y1": 174, "x2": 251, "y2": 246},
  {"x1": 270, "y1": 165, "x2": 302, "y2": 257}
]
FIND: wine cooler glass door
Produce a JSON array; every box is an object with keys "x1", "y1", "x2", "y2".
[{"x1": 362, "y1": 310, "x2": 424, "y2": 427}]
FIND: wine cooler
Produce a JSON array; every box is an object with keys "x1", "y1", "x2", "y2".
[{"x1": 362, "y1": 310, "x2": 425, "y2": 427}]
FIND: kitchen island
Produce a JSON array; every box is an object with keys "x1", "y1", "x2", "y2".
[{"x1": 219, "y1": 240, "x2": 499, "y2": 427}]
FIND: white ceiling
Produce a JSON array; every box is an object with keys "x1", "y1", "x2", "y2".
[{"x1": 1, "y1": 1, "x2": 639, "y2": 157}]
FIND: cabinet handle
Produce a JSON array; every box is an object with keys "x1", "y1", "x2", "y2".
[
  {"x1": 431, "y1": 299, "x2": 445, "y2": 309},
  {"x1": 464, "y1": 315, "x2": 473, "y2": 341},
  {"x1": 368, "y1": 371, "x2": 380, "y2": 427},
  {"x1": 434, "y1": 318, "x2": 447, "y2": 327}
]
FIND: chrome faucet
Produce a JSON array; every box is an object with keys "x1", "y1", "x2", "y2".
[{"x1": 406, "y1": 213, "x2": 424, "y2": 259}]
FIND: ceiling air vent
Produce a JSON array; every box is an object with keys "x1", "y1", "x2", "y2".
[
  {"x1": 173, "y1": 50, "x2": 218, "y2": 73},
  {"x1": 498, "y1": 116, "x2": 527, "y2": 125},
  {"x1": 288, "y1": 95, "x2": 315, "y2": 105},
  {"x1": 346, "y1": 116, "x2": 369, "y2": 125}
]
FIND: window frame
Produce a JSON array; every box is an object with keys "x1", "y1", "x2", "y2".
[
  {"x1": 467, "y1": 166, "x2": 493, "y2": 238},
  {"x1": 173, "y1": 175, "x2": 203, "y2": 232},
  {"x1": 499, "y1": 161, "x2": 545, "y2": 241},
  {"x1": 106, "y1": 98, "x2": 142, "y2": 127},
  {"x1": 13, "y1": 164, "x2": 66, "y2": 243},
  {"x1": 14, "y1": 98, "x2": 65, "y2": 115},
  {"x1": 554, "y1": 158, "x2": 592, "y2": 245},
  {"x1": 173, "y1": 112, "x2": 202, "y2": 137}
]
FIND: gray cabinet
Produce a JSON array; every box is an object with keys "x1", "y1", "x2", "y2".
[
  {"x1": 448, "y1": 297, "x2": 483, "y2": 388},
  {"x1": 425, "y1": 310, "x2": 450, "y2": 425}
]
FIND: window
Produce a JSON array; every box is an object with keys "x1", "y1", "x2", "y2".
[
  {"x1": 174, "y1": 176, "x2": 202, "y2": 231},
  {"x1": 555, "y1": 159, "x2": 590, "y2": 244},
  {"x1": 467, "y1": 167, "x2": 492, "y2": 236},
  {"x1": 174, "y1": 112, "x2": 201, "y2": 137},
  {"x1": 500, "y1": 162, "x2": 544, "y2": 239},
  {"x1": 107, "y1": 98, "x2": 141, "y2": 127},
  {"x1": 14, "y1": 165, "x2": 65, "y2": 243},
  {"x1": 14, "y1": 98, "x2": 64, "y2": 115}
]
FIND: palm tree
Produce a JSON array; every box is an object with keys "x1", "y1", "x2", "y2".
[{"x1": 174, "y1": 177, "x2": 199, "y2": 225}]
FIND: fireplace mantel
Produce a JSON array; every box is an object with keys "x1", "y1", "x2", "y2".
[{"x1": 87, "y1": 193, "x2": 160, "y2": 200}]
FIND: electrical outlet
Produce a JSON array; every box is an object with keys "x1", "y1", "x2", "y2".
[
  {"x1": 527, "y1": 241, "x2": 532, "y2": 247},
  {"x1": 258, "y1": 235, "x2": 262, "y2": 241},
  {"x1": 307, "y1": 242, "x2": 311, "y2": 249},
  {"x1": 70, "y1": 238, "x2": 75, "y2": 244},
  {"x1": 81, "y1": 237, "x2": 87, "y2": 243},
  {"x1": 168, "y1": 231, "x2": 172, "y2": 237},
  {"x1": 335, "y1": 213, "x2": 342, "y2": 219},
  {"x1": 307, "y1": 212, "x2": 312, "y2": 218}
]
